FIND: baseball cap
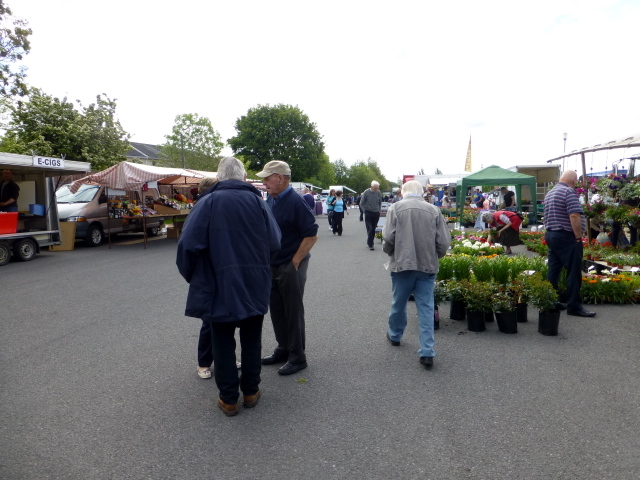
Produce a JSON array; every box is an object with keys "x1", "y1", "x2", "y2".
[{"x1": 256, "y1": 160, "x2": 291, "y2": 177}]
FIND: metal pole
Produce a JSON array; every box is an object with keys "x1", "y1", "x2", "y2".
[{"x1": 180, "y1": 134, "x2": 185, "y2": 169}]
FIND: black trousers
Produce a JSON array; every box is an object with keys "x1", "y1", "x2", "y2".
[
  {"x1": 610, "y1": 221, "x2": 638, "y2": 247},
  {"x1": 269, "y1": 259, "x2": 309, "y2": 364},
  {"x1": 197, "y1": 321, "x2": 212, "y2": 368},
  {"x1": 359, "y1": 205, "x2": 363, "y2": 221},
  {"x1": 332, "y1": 211, "x2": 345, "y2": 235},
  {"x1": 209, "y1": 315, "x2": 264, "y2": 404},
  {"x1": 546, "y1": 230, "x2": 583, "y2": 312},
  {"x1": 364, "y1": 211, "x2": 380, "y2": 248}
]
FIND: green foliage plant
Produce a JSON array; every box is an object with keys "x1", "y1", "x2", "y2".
[
  {"x1": 459, "y1": 280, "x2": 494, "y2": 313},
  {"x1": 491, "y1": 255, "x2": 511, "y2": 285},
  {"x1": 523, "y1": 273, "x2": 558, "y2": 312},
  {"x1": 472, "y1": 257, "x2": 492, "y2": 282},
  {"x1": 437, "y1": 256, "x2": 455, "y2": 281},
  {"x1": 452, "y1": 255, "x2": 474, "y2": 280}
]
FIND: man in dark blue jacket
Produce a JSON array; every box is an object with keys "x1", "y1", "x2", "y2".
[
  {"x1": 177, "y1": 157, "x2": 281, "y2": 416},
  {"x1": 257, "y1": 160, "x2": 319, "y2": 376}
]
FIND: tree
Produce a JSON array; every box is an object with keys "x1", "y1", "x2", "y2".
[
  {"x1": 160, "y1": 113, "x2": 223, "y2": 171},
  {"x1": 228, "y1": 104, "x2": 325, "y2": 180},
  {"x1": 332, "y1": 158, "x2": 348, "y2": 184},
  {"x1": 434, "y1": 168, "x2": 442, "y2": 174},
  {"x1": 0, "y1": 0, "x2": 31, "y2": 97},
  {"x1": 306, "y1": 153, "x2": 335, "y2": 188},
  {"x1": 0, "y1": 88, "x2": 130, "y2": 170},
  {"x1": 417, "y1": 168, "x2": 425, "y2": 175}
]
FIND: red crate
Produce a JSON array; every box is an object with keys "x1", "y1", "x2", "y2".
[{"x1": 0, "y1": 212, "x2": 19, "y2": 234}]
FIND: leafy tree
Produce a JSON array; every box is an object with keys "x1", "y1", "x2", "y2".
[
  {"x1": 228, "y1": 104, "x2": 325, "y2": 180},
  {"x1": 0, "y1": 88, "x2": 130, "y2": 170},
  {"x1": 160, "y1": 113, "x2": 223, "y2": 171},
  {"x1": 345, "y1": 158, "x2": 392, "y2": 194},
  {"x1": 0, "y1": 0, "x2": 31, "y2": 96},
  {"x1": 332, "y1": 158, "x2": 348, "y2": 184},
  {"x1": 434, "y1": 168, "x2": 442, "y2": 174},
  {"x1": 306, "y1": 153, "x2": 335, "y2": 188},
  {"x1": 417, "y1": 168, "x2": 425, "y2": 175}
]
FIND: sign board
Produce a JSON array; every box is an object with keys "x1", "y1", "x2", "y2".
[{"x1": 32, "y1": 156, "x2": 65, "y2": 169}]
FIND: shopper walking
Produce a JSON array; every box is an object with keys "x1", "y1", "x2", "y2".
[
  {"x1": 382, "y1": 180, "x2": 451, "y2": 368},
  {"x1": 360, "y1": 180, "x2": 383, "y2": 250},
  {"x1": 326, "y1": 188, "x2": 336, "y2": 231},
  {"x1": 331, "y1": 190, "x2": 349, "y2": 236}
]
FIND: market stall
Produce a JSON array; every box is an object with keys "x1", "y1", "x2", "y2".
[
  {"x1": 68, "y1": 162, "x2": 211, "y2": 248},
  {"x1": 455, "y1": 165, "x2": 537, "y2": 224},
  {"x1": 1, "y1": 152, "x2": 91, "y2": 265}
]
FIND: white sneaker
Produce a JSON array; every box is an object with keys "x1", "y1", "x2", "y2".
[{"x1": 197, "y1": 366, "x2": 211, "y2": 379}]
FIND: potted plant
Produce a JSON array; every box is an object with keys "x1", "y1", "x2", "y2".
[
  {"x1": 445, "y1": 280, "x2": 466, "y2": 320},
  {"x1": 493, "y1": 286, "x2": 518, "y2": 334},
  {"x1": 524, "y1": 274, "x2": 560, "y2": 336},
  {"x1": 460, "y1": 280, "x2": 494, "y2": 332}
]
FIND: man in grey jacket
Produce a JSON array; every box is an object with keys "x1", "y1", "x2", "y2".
[
  {"x1": 382, "y1": 180, "x2": 451, "y2": 369},
  {"x1": 360, "y1": 180, "x2": 383, "y2": 250}
]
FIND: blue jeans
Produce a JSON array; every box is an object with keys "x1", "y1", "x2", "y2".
[{"x1": 388, "y1": 271, "x2": 436, "y2": 358}]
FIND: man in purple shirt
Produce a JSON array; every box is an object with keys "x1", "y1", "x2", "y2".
[
  {"x1": 543, "y1": 170, "x2": 595, "y2": 317},
  {"x1": 302, "y1": 187, "x2": 315, "y2": 211}
]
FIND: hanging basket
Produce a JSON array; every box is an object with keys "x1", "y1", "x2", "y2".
[
  {"x1": 538, "y1": 310, "x2": 561, "y2": 336},
  {"x1": 495, "y1": 311, "x2": 518, "y2": 334}
]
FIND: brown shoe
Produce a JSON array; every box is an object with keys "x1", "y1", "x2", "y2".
[
  {"x1": 217, "y1": 398, "x2": 239, "y2": 416},
  {"x1": 243, "y1": 390, "x2": 261, "y2": 408}
]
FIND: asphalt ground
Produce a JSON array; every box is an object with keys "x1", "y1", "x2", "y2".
[{"x1": 1, "y1": 210, "x2": 639, "y2": 480}]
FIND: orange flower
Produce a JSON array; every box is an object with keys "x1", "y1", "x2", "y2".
[{"x1": 588, "y1": 280, "x2": 598, "y2": 284}]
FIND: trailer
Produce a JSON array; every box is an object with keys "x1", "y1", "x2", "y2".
[{"x1": 0, "y1": 152, "x2": 91, "y2": 266}]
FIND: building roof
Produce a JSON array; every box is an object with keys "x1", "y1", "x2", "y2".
[{"x1": 127, "y1": 142, "x2": 164, "y2": 162}]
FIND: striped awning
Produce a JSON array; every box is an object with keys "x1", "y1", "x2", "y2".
[{"x1": 69, "y1": 162, "x2": 209, "y2": 193}]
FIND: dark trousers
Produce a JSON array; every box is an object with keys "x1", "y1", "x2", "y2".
[
  {"x1": 197, "y1": 321, "x2": 212, "y2": 368},
  {"x1": 332, "y1": 211, "x2": 344, "y2": 235},
  {"x1": 546, "y1": 230, "x2": 583, "y2": 312},
  {"x1": 269, "y1": 259, "x2": 309, "y2": 364},
  {"x1": 364, "y1": 210, "x2": 380, "y2": 248},
  {"x1": 209, "y1": 315, "x2": 264, "y2": 405},
  {"x1": 328, "y1": 210, "x2": 334, "y2": 227},
  {"x1": 359, "y1": 205, "x2": 363, "y2": 221},
  {"x1": 610, "y1": 221, "x2": 638, "y2": 247}
]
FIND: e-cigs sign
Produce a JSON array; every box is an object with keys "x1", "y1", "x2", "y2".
[{"x1": 32, "y1": 156, "x2": 65, "y2": 169}]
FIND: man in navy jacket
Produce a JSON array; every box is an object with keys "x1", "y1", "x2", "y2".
[
  {"x1": 257, "y1": 160, "x2": 319, "y2": 376},
  {"x1": 177, "y1": 157, "x2": 281, "y2": 416}
]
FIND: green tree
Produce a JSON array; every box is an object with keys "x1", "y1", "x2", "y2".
[
  {"x1": 306, "y1": 153, "x2": 335, "y2": 188},
  {"x1": 332, "y1": 158, "x2": 348, "y2": 184},
  {"x1": 0, "y1": 0, "x2": 31, "y2": 96},
  {"x1": 434, "y1": 168, "x2": 442, "y2": 174},
  {"x1": 228, "y1": 104, "x2": 325, "y2": 180},
  {"x1": 0, "y1": 88, "x2": 130, "y2": 170},
  {"x1": 160, "y1": 113, "x2": 223, "y2": 171}
]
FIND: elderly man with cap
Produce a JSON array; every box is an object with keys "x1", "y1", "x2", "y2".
[{"x1": 257, "y1": 160, "x2": 319, "y2": 375}]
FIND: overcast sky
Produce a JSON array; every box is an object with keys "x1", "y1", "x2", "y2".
[{"x1": 12, "y1": 0, "x2": 640, "y2": 181}]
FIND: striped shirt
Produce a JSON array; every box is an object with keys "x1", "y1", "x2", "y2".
[{"x1": 543, "y1": 182, "x2": 585, "y2": 232}]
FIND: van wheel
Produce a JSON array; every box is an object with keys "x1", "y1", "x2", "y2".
[
  {"x1": 146, "y1": 226, "x2": 160, "y2": 237},
  {"x1": 0, "y1": 243, "x2": 11, "y2": 266},
  {"x1": 86, "y1": 225, "x2": 103, "y2": 247},
  {"x1": 13, "y1": 238, "x2": 37, "y2": 261}
]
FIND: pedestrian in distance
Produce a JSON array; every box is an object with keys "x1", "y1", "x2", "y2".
[
  {"x1": 331, "y1": 190, "x2": 349, "y2": 236},
  {"x1": 176, "y1": 157, "x2": 282, "y2": 417},
  {"x1": 382, "y1": 180, "x2": 451, "y2": 369},
  {"x1": 257, "y1": 160, "x2": 319, "y2": 376},
  {"x1": 360, "y1": 180, "x2": 383, "y2": 250},
  {"x1": 302, "y1": 187, "x2": 315, "y2": 211},
  {"x1": 326, "y1": 188, "x2": 336, "y2": 231},
  {"x1": 0, "y1": 169, "x2": 20, "y2": 212},
  {"x1": 356, "y1": 193, "x2": 364, "y2": 221},
  {"x1": 543, "y1": 169, "x2": 595, "y2": 317}
]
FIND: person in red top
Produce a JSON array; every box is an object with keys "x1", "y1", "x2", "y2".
[{"x1": 482, "y1": 211, "x2": 522, "y2": 254}]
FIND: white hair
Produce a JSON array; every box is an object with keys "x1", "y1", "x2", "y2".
[
  {"x1": 371, "y1": 180, "x2": 380, "y2": 187},
  {"x1": 401, "y1": 180, "x2": 424, "y2": 197},
  {"x1": 216, "y1": 156, "x2": 246, "y2": 181}
]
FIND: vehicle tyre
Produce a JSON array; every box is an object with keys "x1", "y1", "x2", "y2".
[
  {"x1": 0, "y1": 243, "x2": 11, "y2": 266},
  {"x1": 13, "y1": 238, "x2": 37, "y2": 262},
  {"x1": 146, "y1": 226, "x2": 160, "y2": 237},
  {"x1": 86, "y1": 225, "x2": 103, "y2": 247}
]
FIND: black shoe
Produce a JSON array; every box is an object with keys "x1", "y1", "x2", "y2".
[
  {"x1": 261, "y1": 352, "x2": 288, "y2": 365},
  {"x1": 369, "y1": 246, "x2": 375, "y2": 250},
  {"x1": 419, "y1": 357, "x2": 434, "y2": 368},
  {"x1": 278, "y1": 361, "x2": 307, "y2": 375},
  {"x1": 386, "y1": 332, "x2": 400, "y2": 346},
  {"x1": 555, "y1": 302, "x2": 568, "y2": 311},
  {"x1": 567, "y1": 309, "x2": 596, "y2": 317}
]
